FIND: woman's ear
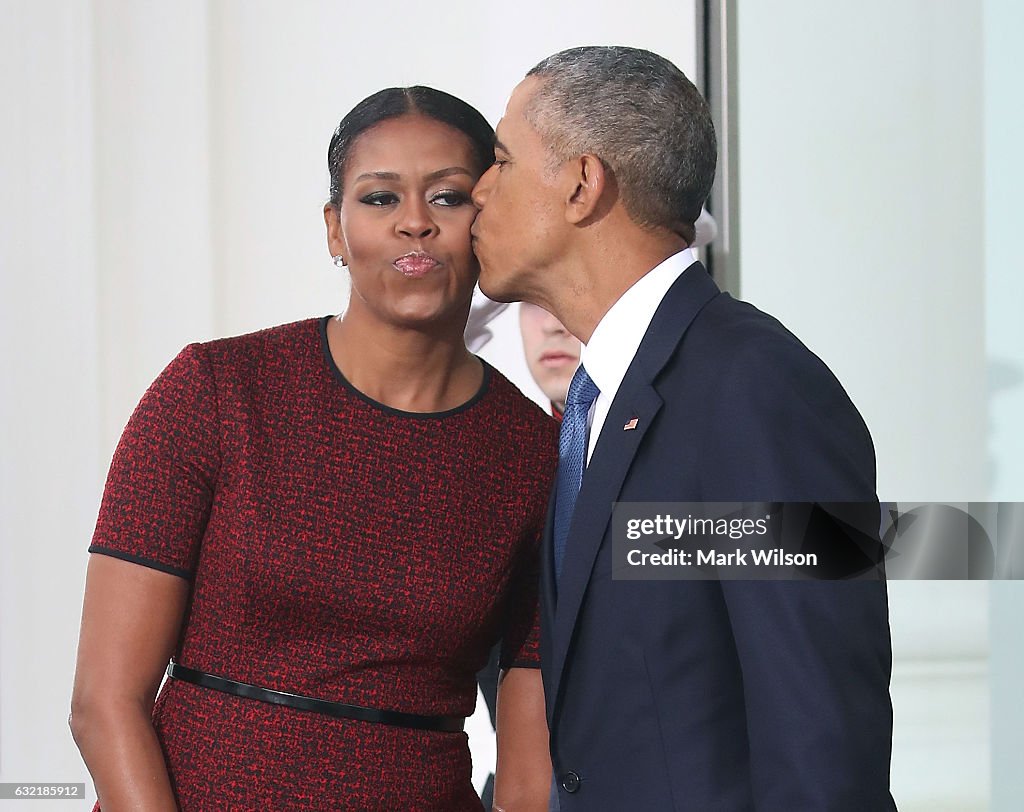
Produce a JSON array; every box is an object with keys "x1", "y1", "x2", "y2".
[
  {"x1": 324, "y1": 203, "x2": 345, "y2": 257},
  {"x1": 564, "y1": 153, "x2": 607, "y2": 225}
]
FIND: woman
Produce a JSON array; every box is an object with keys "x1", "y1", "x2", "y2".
[{"x1": 70, "y1": 87, "x2": 555, "y2": 811}]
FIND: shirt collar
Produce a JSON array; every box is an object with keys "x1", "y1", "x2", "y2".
[{"x1": 581, "y1": 248, "x2": 696, "y2": 400}]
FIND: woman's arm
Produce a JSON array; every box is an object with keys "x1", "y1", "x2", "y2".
[
  {"x1": 493, "y1": 666, "x2": 551, "y2": 812},
  {"x1": 70, "y1": 555, "x2": 190, "y2": 811}
]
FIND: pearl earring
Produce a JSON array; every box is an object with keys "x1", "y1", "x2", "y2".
[{"x1": 333, "y1": 255, "x2": 346, "y2": 268}]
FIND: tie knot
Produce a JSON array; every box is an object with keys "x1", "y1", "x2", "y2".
[{"x1": 566, "y1": 365, "x2": 600, "y2": 407}]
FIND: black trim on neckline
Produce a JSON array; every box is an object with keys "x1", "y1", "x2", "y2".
[{"x1": 318, "y1": 316, "x2": 491, "y2": 419}]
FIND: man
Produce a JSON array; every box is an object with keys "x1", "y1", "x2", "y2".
[{"x1": 472, "y1": 46, "x2": 896, "y2": 811}]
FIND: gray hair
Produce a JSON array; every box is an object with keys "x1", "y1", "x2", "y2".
[{"x1": 526, "y1": 46, "x2": 716, "y2": 241}]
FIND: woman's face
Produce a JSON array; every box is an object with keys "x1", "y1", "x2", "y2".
[{"x1": 325, "y1": 114, "x2": 482, "y2": 331}]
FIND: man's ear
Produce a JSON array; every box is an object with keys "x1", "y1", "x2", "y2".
[{"x1": 564, "y1": 153, "x2": 607, "y2": 225}]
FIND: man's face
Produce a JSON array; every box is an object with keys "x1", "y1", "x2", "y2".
[
  {"x1": 471, "y1": 77, "x2": 569, "y2": 304},
  {"x1": 519, "y1": 302, "x2": 581, "y2": 413}
]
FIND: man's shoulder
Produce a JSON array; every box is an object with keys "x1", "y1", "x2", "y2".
[
  {"x1": 694, "y1": 293, "x2": 809, "y2": 354},
  {"x1": 665, "y1": 292, "x2": 840, "y2": 388},
  {"x1": 656, "y1": 292, "x2": 871, "y2": 432},
  {"x1": 640, "y1": 294, "x2": 877, "y2": 502}
]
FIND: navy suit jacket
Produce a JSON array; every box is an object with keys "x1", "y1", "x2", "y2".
[{"x1": 542, "y1": 262, "x2": 896, "y2": 811}]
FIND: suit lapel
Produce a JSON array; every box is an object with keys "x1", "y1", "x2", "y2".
[
  {"x1": 547, "y1": 384, "x2": 662, "y2": 708},
  {"x1": 546, "y1": 262, "x2": 721, "y2": 715}
]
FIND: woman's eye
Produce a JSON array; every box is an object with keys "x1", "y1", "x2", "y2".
[
  {"x1": 360, "y1": 192, "x2": 398, "y2": 206},
  {"x1": 431, "y1": 190, "x2": 470, "y2": 207}
]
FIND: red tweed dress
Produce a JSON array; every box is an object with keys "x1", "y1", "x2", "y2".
[{"x1": 88, "y1": 317, "x2": 558, "y2": 811}]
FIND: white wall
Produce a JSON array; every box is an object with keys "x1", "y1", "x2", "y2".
[
  {"x1": 1, "y1": 1, "x2": 696, "y2": 806},
  {"x1": 736, "y1": 0, "x2": 985, "y2": 504}
]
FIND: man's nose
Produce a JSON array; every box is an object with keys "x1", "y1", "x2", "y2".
[{"x1": 472, "y1": 164, "x2": 496, "y2": 208}]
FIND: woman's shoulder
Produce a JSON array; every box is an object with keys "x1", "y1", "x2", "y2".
[
  {"x1": 175, "y1": 317, "x2": 322, "y2": 382},
  {"x1": 480, "y1": 363, "x2": 560, "y2": 445},
  {"x1": 148, "y1": 318, "x2": 327, "y2": 402},
  {"x1": 200, "y1": 317, "x2": 322, "y2": 360}
]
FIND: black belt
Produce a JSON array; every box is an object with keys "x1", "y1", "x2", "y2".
[{"x1": 166, "y1": 662, "x2": 465, "y2": 732}]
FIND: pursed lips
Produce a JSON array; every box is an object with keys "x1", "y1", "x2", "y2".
[{"x1": 393, "y1": 252, "x2": 440, "y2": 278}]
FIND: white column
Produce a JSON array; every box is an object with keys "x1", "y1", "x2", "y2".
[
  {"x1": 985, "y1": 0, "x2": 1024, "y2": 807},
  {"x1": 93, "y1": 0, "x2": 216, "y2": 449},
  {"x1": 0, "y1": 1, "x2": 99, "y2": 802},
  {"x1": 985, "y1": 0, "x2": 1024, "y2": 499}
]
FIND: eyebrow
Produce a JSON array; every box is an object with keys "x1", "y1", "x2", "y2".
[
  {"x1": 494, "y1": 139, "x2": 510, "y2": 156},
  {"x1": 353, "y1": 166, "x2": 475, "y2": 184}
]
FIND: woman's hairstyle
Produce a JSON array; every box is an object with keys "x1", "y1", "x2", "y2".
[
  {"x1": 526, "y1": 46, "x2": 716, "y2": 243},
  {"x1": 327, "y1": 86, "x2": 495, "y2": 205}
]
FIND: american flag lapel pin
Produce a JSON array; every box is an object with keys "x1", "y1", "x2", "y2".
[{"x1": 623, "y1": 417, "x2": 639, "y2": 431}]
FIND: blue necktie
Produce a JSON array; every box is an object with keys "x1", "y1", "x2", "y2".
[{"x1": 553, "y1": 365, "x2": 600, "y2": 583}]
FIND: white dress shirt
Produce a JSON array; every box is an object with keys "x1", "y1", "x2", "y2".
[{"x1": 581, "y1": 247, "x2": 697, "y2": 463}]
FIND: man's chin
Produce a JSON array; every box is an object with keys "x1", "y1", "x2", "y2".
[{"x1": 477, "y1": 264, "x2": 518, "y2": 304}]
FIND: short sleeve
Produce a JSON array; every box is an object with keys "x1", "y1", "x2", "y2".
[
  {"x1": 89, "y1": 343, "x2": 221, "y2": 579},
  {"x1": 499, "y1": 529, "x2": 542, "y2": 670}
]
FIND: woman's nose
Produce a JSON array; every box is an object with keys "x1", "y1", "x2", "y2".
[{"x1": 397, "y1": 199, "x2": 436, "y2": 239}]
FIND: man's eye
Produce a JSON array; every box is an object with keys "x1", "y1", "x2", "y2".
[
  {"x1": 493, "y1": 159, "x2": 509, "y2": 170},
  {"x1": 360, "y1": 192, "x2": 398, "y2": 206},
  {"x1": 431, "y1": 190, "x2": 469, "y2": 207}
]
